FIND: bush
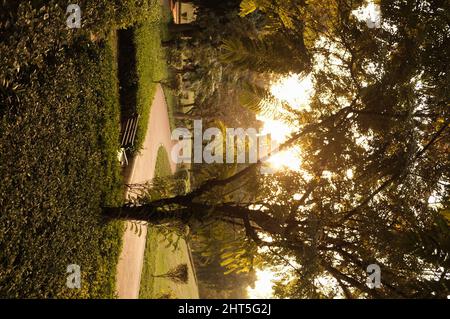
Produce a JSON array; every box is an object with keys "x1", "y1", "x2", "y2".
[
  {"x1": 0, "y1": 1, "x2": 161, "y2": 81},
  {"x1": 0, "y1": 33, "x2": 125, "y2": 298},
  {"x1": 0, "y1": 1, "x2": 168, "y2": 297}
]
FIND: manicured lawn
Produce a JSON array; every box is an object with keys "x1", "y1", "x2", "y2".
[
  {"x1": 140, "y1": 228, "x2": 199, "y2": 299},
  {"x1": 139, "y1": 147, "x2": 199, "y2": 299},
  {"x1": 132, "y1": 5, "x2": 176, "y2": 151}
]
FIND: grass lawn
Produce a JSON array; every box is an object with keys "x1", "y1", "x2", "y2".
[
  {"x1": 139, "y1": 147, "x2": 199, "y2": 299},
  {"x1": 132, "y1": 5, "x2": 176, "y2": 152}
]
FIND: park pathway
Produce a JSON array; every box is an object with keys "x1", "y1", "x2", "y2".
[{"x1": 115, "y1": 84, "x2": 176, "y2": 299}]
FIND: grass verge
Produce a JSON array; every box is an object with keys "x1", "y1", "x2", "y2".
[
  {"x1": 139, "y1": 147, "x2": 198, "y2": 299},
  {"x1": 132, "y1": 5, "x2": 175, "y2": 151}
]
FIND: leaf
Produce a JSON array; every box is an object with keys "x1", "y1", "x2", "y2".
[
  {"x1": 239, "y1": 0, "x2": 258, "y2": 17},
  {"x1": 220, "y1": 258, "x2": 236, "y2": 267}
]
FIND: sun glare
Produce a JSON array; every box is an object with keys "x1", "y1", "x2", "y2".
[
  {"x1": 247, "y1": 269, "x2": 276, "y2": 299},
  {"x1": 258, "y1": 117, "x2": 292, "y2": 142},
  {"x1": 267, "y1": 148, "x2": 302, "y2": 171},
  {"x1": 257, "y1": 74, "x2": 313, "y2": 172},
  {"x1": 352, "y1": 1, "x2": 382, "y2": 27},
  {"x1": 270, "y1": 74, "x2": 314, "y2": 110}
]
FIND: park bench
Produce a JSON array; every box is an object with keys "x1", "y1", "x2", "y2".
[{"x1": 118, "y1": 114, "x2": 140, "y2": 166}]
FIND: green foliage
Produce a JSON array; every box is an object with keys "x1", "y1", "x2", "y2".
[
  {"x1": 136, "y1": 0, "x2": 450, "y2": 299},
  {"x1": 0, "y1": 0, "x2": 168, "y2": 298},
  {"x1": 165, "y1": 8, "x2": 263, "y2": 129},
  {"x1": 154, "y1": 290, "x2": 175, "y2": 299},
  {"x1": 0, "y1": 1, "x2": 163, "y2": 75},
  {"x1": 191, "y1": 220, "x2": 259, "y2": 298},
  {"x1": 0, "y1": 33, "x2": 124, "y2": 297},
  {"x1": 221, "y1": 34, "x2": 310, "y2": 75},
  {"x1": 239, "y1": 0, "x2": 304, "y2": 30},
  {"x1": 260, "y1": 0, "x2": 449, "y2": 298},
  {"x1": 154, "y1": 146, "x2": 172, "y2": 178},
  {"x1": 139, "y1": 149, "x2": 197, "y2": 298},
  {"x1": 239, "y1": 0, "x2": 259, "y2": 17},
  {"x1": 140, "y1": 227, "x2": 198, "y2": 298},
  {"x1": 129, "y1": 4, "x2": 174, "y2": 151}
]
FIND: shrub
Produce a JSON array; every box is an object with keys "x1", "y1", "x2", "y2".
[
  {"x1": 152, "y1": 264, "x2": 189, "y2": 285},
  {"x1": 0, "y1": 0, "x2": 168, "y2": 297}
]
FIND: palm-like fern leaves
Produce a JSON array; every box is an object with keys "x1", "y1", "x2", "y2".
[{"x1": 221, "y1": 35, "x2": 311, "y2": 75}]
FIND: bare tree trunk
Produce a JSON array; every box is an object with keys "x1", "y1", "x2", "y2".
[{"x1": 102, "y1": 195, "x2": 283, "y2": 235}]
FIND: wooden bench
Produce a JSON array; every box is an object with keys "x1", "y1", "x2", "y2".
[{"x1": 118, "y1": 114, "x2": 139, "y2": 166}]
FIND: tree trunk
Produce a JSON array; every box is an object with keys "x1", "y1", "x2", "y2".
[
  {"x1": 102, "y1": 204, "x2": 195, "y2": 224},
  {"x1": 102, "y1": 195, "x2": 284, "y2": 235}
]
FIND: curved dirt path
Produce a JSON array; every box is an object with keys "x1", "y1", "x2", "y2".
[{"x1": 115, "y1": 84, "x2": 176, "y2": 299}]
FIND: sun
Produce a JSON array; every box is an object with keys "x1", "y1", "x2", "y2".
[
  {"x1": 258, "y1": 117, "x2": 292, "y2": 143},
  {"x1": 270, "y1": 74, "x2": 313, "y2": 110},
  {"x1": 257, "y1": 74, "x2": 313, "y2": 171},
  {"x1": 247, "y1": 269, "x2": 276, "y2": 299},
  {"x1": 267, "y1": 148, "x2": 302, "y2": 171},
  {"x1": 257, "y1": 115, "x2": 302, "y2": 171}
]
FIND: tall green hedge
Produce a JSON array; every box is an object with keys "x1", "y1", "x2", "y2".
[{"x1": 0, "y1": 0, "x2": 161, "y2": 298}]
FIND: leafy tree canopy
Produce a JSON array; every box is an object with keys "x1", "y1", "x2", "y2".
[{"x1": 106, "y1": 0, "x2": 450, "y2": 298}]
